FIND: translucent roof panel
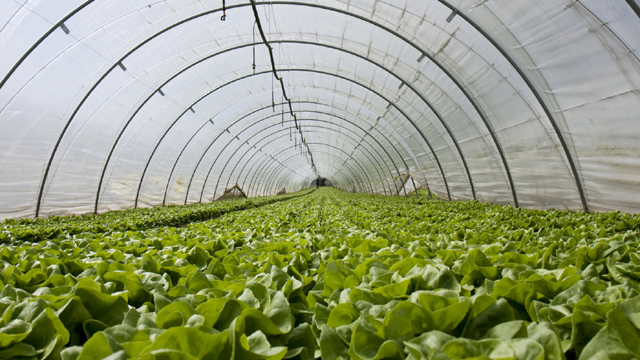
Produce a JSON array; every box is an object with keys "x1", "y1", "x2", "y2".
[{"x1": 1, "y1": 0, "x2": 639, "y2": 218}]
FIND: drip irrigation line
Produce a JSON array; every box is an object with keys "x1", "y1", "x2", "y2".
[
  {"x1": 249, "y1": 0, "x2": 318, "y2": 175},
  {"x1": 252, "y1": 21, "x2": 257, "y2": 73}
]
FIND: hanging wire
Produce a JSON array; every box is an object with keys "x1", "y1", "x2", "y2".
[
  {"x1": 252, "y1": 21, "x2": 257, "y2": 73},
  {"x1": 220, "y1": 0, "x2": 226, "y2": 21},
  {"x1": 249, "y1": 0, "x2": 317, "y2": 175}
]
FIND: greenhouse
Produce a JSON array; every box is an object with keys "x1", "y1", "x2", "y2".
[{"x1": 1, "y1": 1, "x2": 640, "y2": 359}]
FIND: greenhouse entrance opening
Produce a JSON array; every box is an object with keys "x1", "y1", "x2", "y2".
[{"x1": 311, "y1": 177, "x2": 333, "y2": 188}]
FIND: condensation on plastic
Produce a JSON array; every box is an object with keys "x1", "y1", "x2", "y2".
[{"x1": 0, "y1": 0, "x2": 639, "y2": 219}]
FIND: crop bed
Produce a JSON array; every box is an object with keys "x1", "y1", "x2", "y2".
[{"x1": 1, "y1": 188, "x2": 639, "y2": 359}]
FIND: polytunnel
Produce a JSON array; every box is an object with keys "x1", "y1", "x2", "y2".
[{"x1": 1, "y1": 0, "x2": 640, "y2": 219}]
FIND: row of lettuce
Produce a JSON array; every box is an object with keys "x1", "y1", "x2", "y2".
[
  {"x1": 1, "y1": 188, "x2": 640, "y2": 359},
  {"x1": 0, "y1": 189, "x2": 314, "y2": 242}
]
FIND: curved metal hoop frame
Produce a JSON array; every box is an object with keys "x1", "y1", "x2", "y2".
[{"x1": 1, "y1": 1, "x2": 593, "y2": 214}]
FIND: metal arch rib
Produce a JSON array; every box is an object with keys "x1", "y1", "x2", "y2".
[
  {"x1": 251, "y1": 1, "x2": 505, "y2": 203},
  {"x1": 212, "y1": 110, "x2": 408, "y2": 199},
  {"x1": 289, "y1": 109, "x2": 419, "y2": 194},
  {"x1": 246, "y1": 137, "x2": 367, "y2": 197},
  {"x1": 0, "y1": 0, "x2": 95, "y2": 90},
  {"x1": 33, "y1": 1, "x2": 492, "y2": 216},
  {"x1": 230, "y1": 104, "x2": 407, "y2": 196},
  {"x1": 270, "y1": 41, "x2": 457, "y2": 196},
  {"x1": 435, "y1": 0, "x2": 587, "y2": 210},
  {"x1": 268, "y1": 151, "x2": 355, "y2": 193},
  {"x1": 16, "y1": 1, "x2": 586, "y2": 213},
  {"x1": 116, "y1": 39, "x2": 438, "y2": 208},
  {"x1": 626, "y1": 0, "x2": 640, "y2": 19},
  {"x1": 263, "y1": 143, "x2": 387, "y2": 196},
  {"x1": 257, "y1": 143, "x2": 375, "y2": 197},
  {"x1": 244, "y1": 150, "x2": 325, "y2": 196},
  {"x1": 201, "y1": 121, "x2": 383, "y2": 199},
  {"x1": 133, "y1": 38, "x2": 444, "y2": 198},
  {"x1": 20, "y1": 0, "x2": 591, "y2": 211},
  {"x1": 33, "y1": 4, "x2": 233, "y2": 217},
  {"x1": 129, "y1": 43, "x2": 280, "y2": 207},
  {"x1": 228, "y1": 117, "x2": 394, "y2": 196},
  {"x1": 122, "y1": 39, "x2": 451, "y2": 208},
  {"x1": 238, "y1": 123, "x2": 380, "y2": 196},
  {"x1": 259, "y1": 150, "x2": 361, "y2": 195},
  {"x1": 283, "y1": 110, "x2": 411, "y2": 194},
  {"x1": 107, "y1": 61, "x2": 254, "y2": 211},
  {"x1": 264, "y1": 69, "x2": 451, "y2": 197},
  {"x1": 147, "y1": 68, "x2": 443, "y2": 207},
  {"x1": 263, "y1": 151, "x2": 363, "y2": 195},
  {"x1": 260, "y1": 147, "x2": 369, "y2": 196},
  {"x1": 218, "y1": 122, "x2": 394, "y2": 198},
  {"x1": 267, "y1": 151, "x2": 360, "y2": 193},
  {"x1": 209, "y1": 121, "x2": 384, "y2": 200},
  {"x1": 261, "y1": 142, "x2": 390, "y2": 195},
  {"x1": 251, "y1": 142, "x2": 371, "y2": 196},
  {"x1": 245, "y1": 134, "x2": 371, "y2": 197},
  {"x1": 168, "y1": 70, "x2": 448, "y2": 204},
  {"x1": 145, "y1": 99, "x2": 413, "y2": 206},
  {"x1": 265, "y1": 170, "x2": 313, "y2": 196},
  {"x1": 187, "y1": 108, "x2": 399, "y2": 204},
  {"x1": 199, "y1": 113, "x2": 382, "y2": 202}
]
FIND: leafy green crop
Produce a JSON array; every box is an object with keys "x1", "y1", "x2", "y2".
[
  {"x1": 1, "y1": 188, "x2": 639, "y2": 359},
  {"x1": 0, "y1": 190, "x2": 313, "y2": 242}
]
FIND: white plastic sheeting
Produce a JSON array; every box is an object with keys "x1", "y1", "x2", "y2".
[{"x1": 0, "y1": 0, "x2": 639, "y2": 219}]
